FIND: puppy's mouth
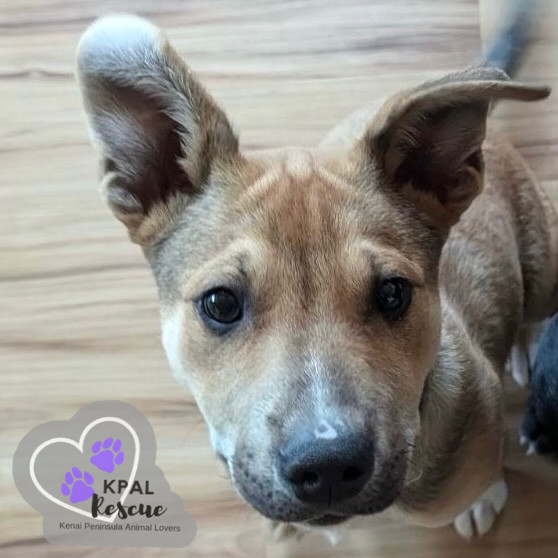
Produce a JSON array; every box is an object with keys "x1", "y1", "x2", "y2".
[{"x1": 305, "y1": 513, "x2": 350, "y2": 526}]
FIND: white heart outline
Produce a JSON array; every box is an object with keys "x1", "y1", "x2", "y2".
[{"x1": 29, "y1": 417, "x2": 140, "y2": 523}]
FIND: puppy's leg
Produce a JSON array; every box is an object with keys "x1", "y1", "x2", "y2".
[{"x1": 453, "y1": 479, "x2": 508, "y2": 540}]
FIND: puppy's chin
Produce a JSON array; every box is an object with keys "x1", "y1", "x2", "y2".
[{"x1": 237, "y1": 479, "x2": 402, "y2": 524}]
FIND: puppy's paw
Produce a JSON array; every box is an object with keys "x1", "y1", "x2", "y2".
[
  {"x1": 520, "y1": 399, "x2": 558, "y2": 456},
  {"x1": 266, "y1": 520, "x2": 346, "y2": 545},
  {"x1": 508, "y1": 344, "x2": 530, "y2": 387},
  {"x1": 453, "y1": 479, "x2": 508, "y2": 540},
  {"x1": 519, "y1": 315, "x2": 558, "y2": 458},
  {"x1": 266, "y1": 520, "x2": 305, "y2": 542}
]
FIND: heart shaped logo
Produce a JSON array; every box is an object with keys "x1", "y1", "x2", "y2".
[
  {"x1": 13, "y1": 401, "x2": 196, "y2": 548},
  {"x1": 29, "y1": 417, "x2": 140, "y2": 523}
]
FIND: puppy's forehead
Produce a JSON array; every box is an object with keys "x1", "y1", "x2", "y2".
[
  {"x1": 241, "y1": 151, "x2": 427, "y2": 264},
  {"x1": 151, "y1": 150, "x2": 439, "y2": 301},
  {"x1": 244, "y1": 156, "x2": 356, "y2": 250}
]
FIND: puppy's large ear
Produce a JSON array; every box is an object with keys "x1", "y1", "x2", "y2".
[
  {"x1": 358, "y1": 67, "x2": 550, "y2": 230},
  {"x1": 77, "y1": 15, "x2": 239, "y2": 245}
]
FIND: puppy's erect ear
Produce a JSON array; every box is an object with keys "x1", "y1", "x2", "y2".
[
  {"x1": 77, "y1": 15, "x2": 239, "y2": 245},
  {"x1": 358, "y1": 67, "x2": 550, "y2": 230}
]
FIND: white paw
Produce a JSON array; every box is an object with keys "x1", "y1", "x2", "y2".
[
  {"x1": 453, "y1": 479, "x2": 508, "y2": 540},
  {"x1": 509, "y1": 321, "x2": 547, "y2": 387},
  {"x1": 267, "y1": 520, "x2": 346, "y2": 545},
  {"x1": 509, "y1": 344, "x2": 530, "y2": 387},
  {"x1": 519, "y1": 434, "x2": 537, "y2": 456}
]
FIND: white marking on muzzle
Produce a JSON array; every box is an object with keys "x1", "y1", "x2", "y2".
[
  {"x1": 307, "y1": 352, "x2": 331, "y2": 415},
  {"x1": 314, "y1": 419, "x2": 338, "y2": 440},
  {"x1": 306, "y1": 352, "x2": 347, "y2": 434}
]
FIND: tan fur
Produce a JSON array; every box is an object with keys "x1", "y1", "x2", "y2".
[{"x1": 78, "y1": 15, "x2": 558, "y2": 536}]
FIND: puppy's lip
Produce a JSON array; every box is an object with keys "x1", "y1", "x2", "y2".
[{"x1": 306, "y1": 513, "x2": 350, "y2": 526}]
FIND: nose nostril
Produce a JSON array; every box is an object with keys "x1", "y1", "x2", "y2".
[
  {"x1": 300, "y1": 471, "x2": 319, "y2": 485},
  {"x1": 290, "y1": 469, "x2": 320, "y2": 486},
  {"x1": 341, "y1": 465, "x2": 364, "y2": 483}
]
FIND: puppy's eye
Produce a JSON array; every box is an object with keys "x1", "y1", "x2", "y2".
[
  {"x1": 376, "y1": 277, "x2": 412, "y2": 321},
  {"x1": 201, "y1": 288, "x2": 242, "y2": 325}
]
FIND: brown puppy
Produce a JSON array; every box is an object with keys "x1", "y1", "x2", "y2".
[{"x1": 76, "y1": 6, "x2": 558, "y2": 541}]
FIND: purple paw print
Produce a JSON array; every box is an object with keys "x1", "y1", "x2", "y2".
[
  {"x1": 90, "y1": 437, "x2": 124, "y2": 473},
  {"x1": 60, "y1": 467, "x2": 94, "y2": 503}
]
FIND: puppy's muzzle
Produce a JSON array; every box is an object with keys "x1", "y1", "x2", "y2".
[{"x1": 278, "y1": 425, "x2": 374, "y2": 506}]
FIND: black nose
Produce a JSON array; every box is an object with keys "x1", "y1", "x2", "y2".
[{"x1": 278, "y1": 428, "x2": 373, "y2": 506}]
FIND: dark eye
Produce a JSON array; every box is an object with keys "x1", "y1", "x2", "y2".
[
  {"x1": 375, "y1": 277, "x2": 412, "y2": 321},
  {"x1": 201, "y1": 288, "x2": 242, "y2": 325}
]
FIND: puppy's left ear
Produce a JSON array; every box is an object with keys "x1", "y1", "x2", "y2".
[
  {"x1": 77, "y1": 15, "x2": 239, "y2": 245},
  {"x1": 358, "y1": 67, "x2": 550, "y2": 230}
]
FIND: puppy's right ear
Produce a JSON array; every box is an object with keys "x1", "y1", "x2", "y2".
[
  {"x1": 355, "y1": 67, "x2": 550, "y2": 231},
  {"x1": 77, "y1": 15, "x2": 239, "y2": 245}
]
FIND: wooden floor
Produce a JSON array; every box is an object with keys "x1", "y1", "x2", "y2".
[{"x1": 1, "y1": 0, "x2": 558, "y2": 556}]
